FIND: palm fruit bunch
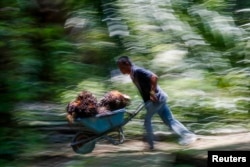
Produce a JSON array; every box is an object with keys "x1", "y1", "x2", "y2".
[
  {"x1": 98, "y1": 90, "x2": 131, "y2": 112},
  {"x1": 66, "y1": 90, "x2": 131, "y2": 123},
  {"x1": 66, "y1": 91, "x2": 98, "y2": 123}
]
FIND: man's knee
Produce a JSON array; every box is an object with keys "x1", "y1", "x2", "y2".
[{"x1": 144, "y1": 119, "x2": 151, "y2": 126}]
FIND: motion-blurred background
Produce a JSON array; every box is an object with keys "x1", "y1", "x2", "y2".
[{"x1": 0, "y1": 0, "x2": 249, "y2": 166}]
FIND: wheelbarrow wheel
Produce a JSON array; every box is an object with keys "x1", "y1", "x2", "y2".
[{"x1": 71, "y1": 132, "x2": 96, "y2": 154}]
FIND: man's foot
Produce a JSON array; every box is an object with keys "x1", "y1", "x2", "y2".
[
  {"x1": 149, "y1": 145, "x2": 155, "y2": 151},
  {"x1": 178, "y1": 134, "x2": 197, "y2": 146},
  {"x1": 143, "y1": 145, "x2": 155, "y2": 152}
]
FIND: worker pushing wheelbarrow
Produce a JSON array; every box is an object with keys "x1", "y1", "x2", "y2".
[{"x1": 70, "y1": 103, "x2": 144, "y2": 154}]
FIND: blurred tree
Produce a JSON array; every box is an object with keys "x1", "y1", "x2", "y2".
[
  {"x1": 0, "y1": 0, "x2": 88, "y2": 162},
  {"x1": 0, "y1": 0, "x2": 24, "y2": 161},
  {"x1": 1, "y1": 0, "x2": 122, "y2": 162}
]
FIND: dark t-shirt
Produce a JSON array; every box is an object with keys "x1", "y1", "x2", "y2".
[{"x1": 130, "y1": 65, "x2": 167, "y2": 102}]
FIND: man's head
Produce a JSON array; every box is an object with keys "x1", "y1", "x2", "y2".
[{"x1": 117, "y1": 56, "x2": 132, "y2": 74}]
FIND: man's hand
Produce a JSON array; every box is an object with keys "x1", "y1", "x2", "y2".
[{"x1": 150, "y1": 91, "x2": 158, "y2": 102}]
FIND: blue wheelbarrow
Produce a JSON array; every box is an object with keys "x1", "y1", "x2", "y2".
[{"x1": 70, "y1": 103, "x2": 144, "y2": 154}]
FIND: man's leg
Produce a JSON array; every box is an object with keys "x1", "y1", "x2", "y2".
[
  {"x1": 144, "y1": 101, "x2": 158, "y2": 149},
  {"x1": 158, "y1": 103, "x2": 196, "y2": 145}
]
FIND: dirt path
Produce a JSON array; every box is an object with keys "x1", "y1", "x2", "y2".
[{"x1": 25, "y1": 132, "x2": 250, "y2": 167}]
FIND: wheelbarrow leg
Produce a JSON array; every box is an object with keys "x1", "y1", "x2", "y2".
[
  {"x1": 105, "y1": 127, "x2": 125, "y2": 145},
  {"x1": 119, "y1": 127, "x2": 125, "y2": 143}
]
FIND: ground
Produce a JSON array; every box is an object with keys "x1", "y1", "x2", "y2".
[
  {"x1": 24, "y1": 132, "x2": 250, "y2": 167},
  {"x1": 16, "y1": 102, "x2": 250, "y2": 167}
]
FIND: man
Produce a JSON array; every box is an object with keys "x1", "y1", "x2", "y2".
[{"x1": 117, "y1": 56, "x2": 197, "y2": 150}]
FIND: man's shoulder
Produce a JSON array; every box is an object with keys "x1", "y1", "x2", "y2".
[
  {"x1": 133, "y1": 66, "x2": 153, "y2": 77},
  {"x1": 133, "y1": 66, "x2": 148, "y2": 73}
]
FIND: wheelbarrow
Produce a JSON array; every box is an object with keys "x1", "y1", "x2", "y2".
[{"x1": 70, "y1": 103, "x2": 144, "y2": 154}]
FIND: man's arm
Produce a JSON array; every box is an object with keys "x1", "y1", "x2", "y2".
[{"x1": 150, "y1": 74, "x2": 158, "y2": 102}]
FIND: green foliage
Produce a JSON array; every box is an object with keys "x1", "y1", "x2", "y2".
[
  {"x1": 1, "y1": 0, "x2": 249, "y2": 166},
  {"x1": 202, "y1": 0, "x2": 229, "y2": 11}
]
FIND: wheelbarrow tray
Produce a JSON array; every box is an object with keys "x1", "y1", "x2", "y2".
[{"x1": 75, "y1": 109, "x2": 126, "y2": 134}]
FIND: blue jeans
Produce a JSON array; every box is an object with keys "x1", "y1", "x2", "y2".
[{"x1": 144, "y1": 101, "x2": 194, "y2": 148}]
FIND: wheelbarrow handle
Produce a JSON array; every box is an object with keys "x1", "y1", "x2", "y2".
[
  {"x1": 134, "y1": 102, "x2": 145, "y2": 114},
  {"x1": 127, "y1": 102, "x2": 145, "y2": 118}
]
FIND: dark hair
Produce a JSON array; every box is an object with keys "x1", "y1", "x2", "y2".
[{"x1": 117, "y1": 56, "x2": 132, "y2": 66}]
